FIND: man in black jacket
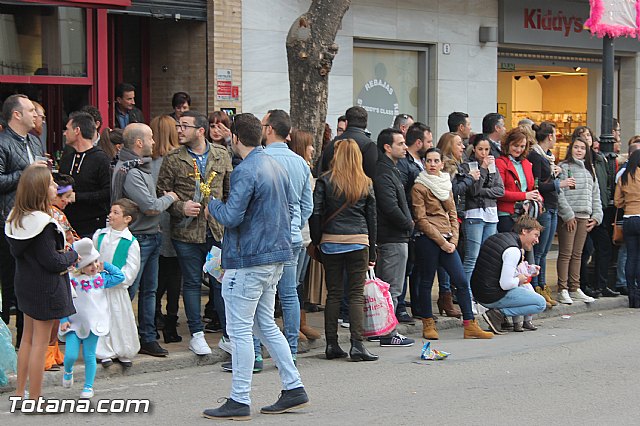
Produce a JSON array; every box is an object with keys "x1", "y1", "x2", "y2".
[
  {"x1": 319, "y1": 106, "x2": 377, "y2": 179},
  {"x1": 0, "y1": 94, "x2": 45, "y2": 345},
  {"x1": 373, "y1": 128, "x2": 415, "y2": 346},
  {"x1": 59, "y1": 112, "x2": 111, "y2": 237}
]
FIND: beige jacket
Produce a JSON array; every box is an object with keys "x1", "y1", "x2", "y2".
[
  {"x1": 411, "y1": 183, "x2": 459, "y2": 248},
  {"x1": 156, "y1": 143, "x2": 232, "y2": 243},
  {"x1": 615, "y1": 174, "x2": 640, "y2": 215}
]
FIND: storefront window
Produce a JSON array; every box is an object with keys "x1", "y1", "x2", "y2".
[
  {"x1": 0, "y1": 5, "x2": 86, "y2": 77},
  {"x1": 353, "y1": 47, "x2": 419, "y2": 139}
]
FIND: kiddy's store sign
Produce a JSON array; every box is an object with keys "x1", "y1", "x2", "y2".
[{"x1": 500, "y1": 0, "x2": 640, "y2": 52}]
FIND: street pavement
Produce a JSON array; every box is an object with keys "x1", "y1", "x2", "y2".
[{"x1": 2, "y1": 307, "x2": 639, "y2": 425}]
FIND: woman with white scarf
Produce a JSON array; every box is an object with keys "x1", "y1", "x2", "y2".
[
  {"x1": 411, "y1": 148, "x2": 493, "y2": 341},
  {"x1": 527, "y1": 122, "x2": 575, "y2": 309}
]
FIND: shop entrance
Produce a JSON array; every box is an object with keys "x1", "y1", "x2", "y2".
[{"x1": 498, "y1": 64, "x2": 589, "y2": 160}]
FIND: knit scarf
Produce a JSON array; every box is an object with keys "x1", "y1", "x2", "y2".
[
  {"x1": 111, "y1": 148, "x2": 152, "y2": 202},
  {"x1": 414, "y1": 171, "x2": 452, "y2": 201},
  {"x1": 532, "y1": 143, "x2": 556, "y2": 166}
]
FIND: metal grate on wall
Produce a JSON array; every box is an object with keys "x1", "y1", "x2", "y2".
[{"x1": 109, "y1": 0, "x2": 207, "y2": 21}]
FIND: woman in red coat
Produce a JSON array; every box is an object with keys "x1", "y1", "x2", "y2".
[{"x1": 496, "y1": 127, "x2": 541, "y2": 233}]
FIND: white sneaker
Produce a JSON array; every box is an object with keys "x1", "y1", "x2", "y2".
[
  {"x1": 62, "y1": 371, "x2": 73, "y2": 388},
  {"x1": 80, "y1": 386, "x2": 94, "y2": 399},
  {"x1": 340, "y1": 322, "x2": 350, "y2": 329},
  {"x1": 218, "y1": 335, "x2": 233, "y2": 354},
  {"x1": 556, "y1": 290, "x2": 573, "y2": 305},
  {"x1": 570, "y1": 289, "x2": 595, "y2": 303},
  {"x1": 189, "y1": 331, "x2": 212, "y2": 355}
]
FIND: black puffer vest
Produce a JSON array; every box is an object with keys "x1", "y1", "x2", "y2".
[{"x1": 471, "y1": 232, "x2": 521, "y2": 304}]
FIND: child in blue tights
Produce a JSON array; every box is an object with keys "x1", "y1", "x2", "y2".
[{"x1": 59, "y1": 238, "x2": 124, "y2": 398}]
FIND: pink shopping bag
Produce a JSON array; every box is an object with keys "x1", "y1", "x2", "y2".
[{"x1": 362, "y1": 268, "x2": 398, "y2": 337}]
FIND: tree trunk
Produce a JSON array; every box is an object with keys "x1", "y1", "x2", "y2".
[{"x1": 286, "y1": 0, "x2": 351, "y2": 164}]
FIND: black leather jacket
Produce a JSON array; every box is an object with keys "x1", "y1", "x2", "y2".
[
  {"x1": 310, "y1": 174, "x2": 377, "y2": 262},
  {"x1": 0, "y1": 126, "x2": 45, "y2": 221},
  {"x1": 373, "y1": 154, "x2": 414, "y2": 243}
]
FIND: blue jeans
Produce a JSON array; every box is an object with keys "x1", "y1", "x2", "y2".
[
  {"x1": 128, "y1": 233, "x2": 161, "y2": 343},
  {"x1": 624, "y1": 217, "x2": 640, "y2": 291},
  {"x1": 414, "y1": 235, "x2": 474, "y2": 320},
  {"x1": 255, "y1": 245, "x2": 301, "y2": 355},
  {"x1": 482, "y1": 287, "x2": 546, "y2": 317},
  {"x1": 617, "y1": 244, "x2": 628, "y2": 289},
  {"x1": 436, "y1": 268, "x2": 452, "y2": 293},
  {"x1": 463, "y1": 218, "x2": 498, "y2": 283},
  {"x1": 222, "y1": 263, "x2": 303, "y2": 405},
  {"x1": 532, "y1": 209, "x2": 558, "y2": 288},
  {"x1": 296, "y1": 247, "x2": 311, "y2": 304},
  {"x1": 172, "y1": 237, "x2": 214, "y2": 335}
]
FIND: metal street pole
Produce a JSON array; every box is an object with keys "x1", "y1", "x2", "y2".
[{"x1": 600, "y1": 35, "x2": 615, "y2": 154}]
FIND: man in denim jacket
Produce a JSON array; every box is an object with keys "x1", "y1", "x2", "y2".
[{"x1": 204, "y1": 113, "x2": 308, "y2": 420}]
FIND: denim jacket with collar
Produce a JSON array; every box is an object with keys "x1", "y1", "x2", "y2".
[
  {"x1": 264, "y1": 141, "x2": 313, "y2": 246},
  {"x1": 208, "y1": 146, "x2": 293, "y2": 269}
]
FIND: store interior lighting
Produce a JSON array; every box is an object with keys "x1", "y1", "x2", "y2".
[{"x1": 573, "y1": 66, "x2": 582, "y2": 71}]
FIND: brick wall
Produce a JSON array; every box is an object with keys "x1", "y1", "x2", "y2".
[
  {"x1": 208, "y1": 0, "x2": 242, "y2": 113},
  {"x1": 148, "y1": 19, "x2": 207, "y2": 119},
  {"x1": 147, "y1": 1, "x2": 242, "y2": 119}
]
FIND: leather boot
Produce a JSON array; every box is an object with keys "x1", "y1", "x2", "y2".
[
  {"x1": 349, "y1": 339, "x2": 378, "y2": 362},
  {"x1": 300, "y1": 310, "x2": 321, "y2": 340},
  {"x1": 437, "y1": 292, "x2": 462, "y2": 318},
  {"x1": 325, "y1": 341, "x2": 347, "y2": 360},
  {"x1": 421, "y1": 317, "x2": 439, "y2": 340},
  {"x1": 298, "y1": 331, "x2": 308, "y2": 342},
  {"x1": 463, "y1": 319, "x2": 494, "y2": 339},
  {"x1": 162, "y1": 315, "x2": 182, "y2": 343}
]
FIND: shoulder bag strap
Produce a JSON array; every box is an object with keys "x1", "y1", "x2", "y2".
[{"x1": 322, "y1": 202, "x2": 349, "y2": 227}]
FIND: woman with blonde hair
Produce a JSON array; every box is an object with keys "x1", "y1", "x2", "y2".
[
  {"x1": 436, "y1": 132, "x2": 478, "y2": 317},
  {"x1": 310, "y1": 138, "x2": 378, "y2": 362},
  {"x1": 149, "y1": 115, "x2": 182, "y2": 343},
  {"x1": 5, "y1": 165, "x2": 78, "y2": 401}
]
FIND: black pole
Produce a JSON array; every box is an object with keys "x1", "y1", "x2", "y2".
[
  {"x1": 600, "y1": 35, "x2": 617, "y2": 211},
  {"x1": 600, "y1": 35, "x2": 615, "y2": 153}
]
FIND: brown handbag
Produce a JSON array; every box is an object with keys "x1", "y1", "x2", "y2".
[
  {"x1": 307, "y1": 202, "x2": 349, "y2": 263},
  {"x1": 613, "y1": 209, "x2": 624, "y2": 246}
]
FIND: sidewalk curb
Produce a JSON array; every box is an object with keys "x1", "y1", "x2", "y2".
[{"x1": 0, "y1": 296, "x2": 630, "y2": 394}]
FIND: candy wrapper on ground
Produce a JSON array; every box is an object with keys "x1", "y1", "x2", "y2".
[
  {"x1": 203, "y1": 245, "x2": 224, "y2": 281},
  {"x1": 420, "y1": 341, "x2": 450, "y2": 361}
]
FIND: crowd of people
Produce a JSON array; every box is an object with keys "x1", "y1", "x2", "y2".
[{"x1": 0, "y1": 85, "x2": 639, "y2": 418}]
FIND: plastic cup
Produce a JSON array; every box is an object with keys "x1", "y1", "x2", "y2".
[
  {"x1": 488, "y1": 163, "x2": 496, "y2": 174},
  {"x1": 468, "y1": 161, "x2": 479, "y2": 172}
]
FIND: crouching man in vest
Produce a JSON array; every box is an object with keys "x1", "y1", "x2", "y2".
[{"x1": 470, "y1": 216, "x2": 547, "y2": 335}]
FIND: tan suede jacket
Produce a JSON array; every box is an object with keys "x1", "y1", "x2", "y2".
[
  {"x1": 615, "y1": 174, "x2": 640, "y2": 215},
  {"x1": 156, "y1": 143, "x2": 232, "y2": 243},
  {"x1": 411, "y1": 183, "x2": 459, "y2": 249}
]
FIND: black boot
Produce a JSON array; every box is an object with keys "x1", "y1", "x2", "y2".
[
  {"x1": 155, "y1": 312, "x2": 166, "y2": 330},
  {"x1": 162, "y1": 315, "x2": 182, "y2": 343},
  {"x1": 631, "y1": 287, "x2": 640, "y2": 308},
  {"x1": 325, "y1": 341, "x2": 347, "y2": 360},
  {"x1": 349, "y1": 339, "x2": 378, "y2": 362}
]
